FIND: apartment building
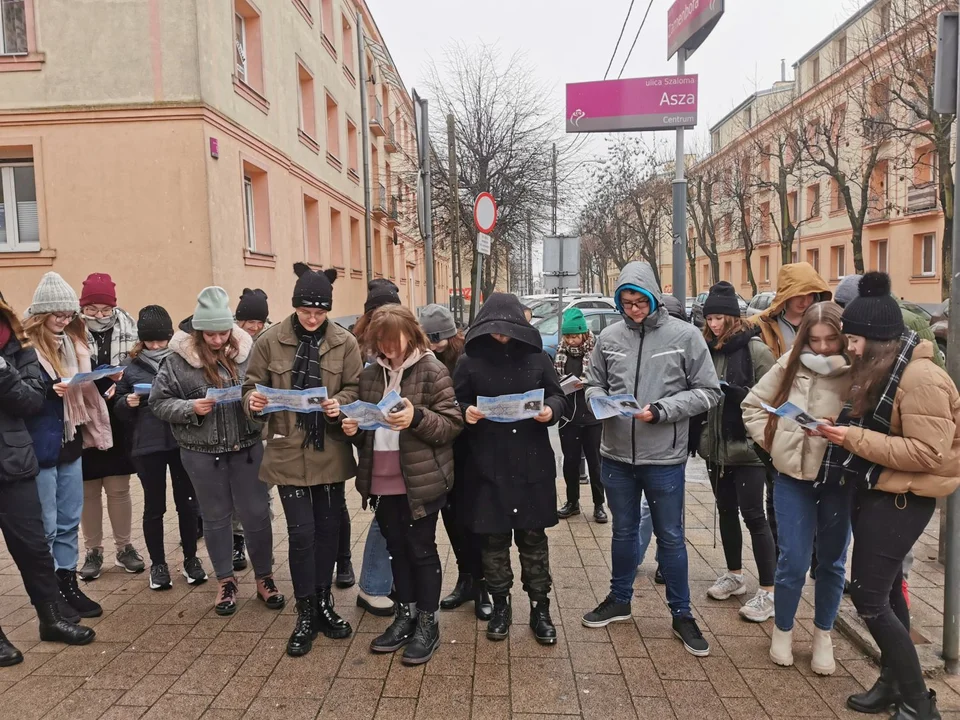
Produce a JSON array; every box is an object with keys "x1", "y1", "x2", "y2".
[
  {"x1": 0, "y1": 0, "x2": 449, "y2": 320},
  {"x1": 654, "y1": 0, "x2": 947, "y2": 304}
]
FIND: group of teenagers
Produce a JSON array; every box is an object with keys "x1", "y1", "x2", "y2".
[{"x1": 0, "y1": 256, "x2": 957, "y2": 719}]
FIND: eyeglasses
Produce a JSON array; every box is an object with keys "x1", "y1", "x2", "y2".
[
  {"x1": 82, "y1": 306, "x2": 113, "y2": 318},
  {"x1": 52, "y1": 312, "x2": 77, "y2": 322},
  {"x1": 621, "y1": 299, "x2": 650, "y2": 311}
]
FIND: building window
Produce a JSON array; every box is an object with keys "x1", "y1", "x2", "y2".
[
  {"x1": 806, "y1": 248, "x2": 820, "y2": 274},
  {"x1": 787, "y1": 191, "x2": 798, "y2": 224},
  {"x1": 836, "y1": 35, "x2": 847, "y2": 66},
  {"x1": 297, "y1": 61, "x2": 316, "y2": 141},
  {"x1": 234, "y1": 1, "x2": 264, "y2": 97},
  {"x1": 760, "y1": 255, "x2": 770, "y2": 284},
  {"x1": 374, "y1": 229, "x2": 383, "y2": 275},
  {"x1": 341, "y1": 15, "x2": 354, "y2": 81},
  {"x1": 760, "y1": 200, "x2": 771, "y2": 241},
  {"x1": 349, "y1": 216, "x2": 362, "y2": 271},
  {"x1": 760, "y1": 145, "x2": 770, "y2": 181},
  {"x1": 791, "y1": 250, "x2": 800, "y2": 264},
  {"x1": 811, "y1": 55, "x2": 820, "y2": 85},
  {"x1": 234, "y1": 11, "x2": 247, "y2": 82},
  {"x1": 321, "y1": 0, "x2": 334, "y2": 45},
  {"x1": 920, "y1": 233, "x2": 936, "y2": 276},
  {"x1": 744, "y1": 106, "x2": 752, "y2": 129},
  {"x1": 241, "y1": 161, "x2": 270, "y2": 254},
  {"x1": 346, "y1": 118, "x2": 359, "y2": 178},
  {"x1": 387, "y1": 237, "x2": 396, "y2": 279},
  {"x1": 326, "y1": 93, "x2": 340, "y2": 164},
  {"x1": 330, "y1": 207, "x2": 343, "y2": 267},
  {"x1": 913, "y1": 146, "x2": 935, "y2": 186},
  {"x1": 807, "y1": 183, "x2": 821, "y2": 218},
  {"x1": 711, "y1": 131, "x2": 721, "y2": 152},
  {"x1": 723, "y1": 261, "x2": 732, "y2": 281},
  {"x1": 740, "y1": 259, "x2": 748, "y2": 284},
  {"x1": 242, "y1": 175, "x2": 256, "y2": 251},
  {"x1": 0, "y1": 161, "x2": 38, "y2": 251},
  {"x1": 831, "y1": 178, "x2": 843, "y2": 212},
  {"x1": 0, "y1": 0, "x2": 28, "y2": 55},
  {"x1": 302, "y1": 194, "x2": 320, "y2": 265},
  {"x1": 874, "y1": 239, "x2": 888, "y2": 273},
  {"x1": 831, "y1": 245, "x2": 846, "y2": 279},
  {"x1": 880, "y1": 2, "x2": 891, "y2": 35}
]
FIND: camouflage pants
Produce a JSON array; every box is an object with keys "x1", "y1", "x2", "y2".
[{"x1": 481, "y1": 529, "x2": 552, "y2": 600}]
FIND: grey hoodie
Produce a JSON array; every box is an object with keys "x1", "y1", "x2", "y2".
[{"x1": 585, "y1": 262, "x2": 721, "y2": 465}]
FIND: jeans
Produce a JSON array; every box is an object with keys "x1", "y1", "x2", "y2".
[
  {"x1": 637, "y1": 496, "x2": 653, "y2": 565},
  {"x1": 482, "y1": 529, "x2": 552, "y2": 599},
  {"x1": 708, "y1": 464, "x2": 776, "y2": 587},
  {"x1": 0, "y1": 479, "x2": 60, "y2": 606},
  {"x1": 603, "y1": 458, "x2": 691, "y2": 617},
  {"x1": 35, "y1": 459, "x2": 84, "y2": 571},
  {"x1": 851, "y1": 489, "x2": 935, "y2": 699},
  {"x1": 559, "y1": 423, "x2": 604, "y2": 506},
  {"x1": 277, "y1": 482, "x2": 344, "y2": 599},
  {"x1": 376, "y1": 495, "x2": 442, "y2": 612},
  {"x1": 359, "y1": 517, "x2": 394, "y2": 596},
  {"x1": 180, "y1": 445, "x2": 273, "y2": 581},
  {"x1": 135, "y1": 450, "x2": 199, "y2": 566},
  {"x1": 773, "y1": 473, "x2": 852, "y2": 632}
]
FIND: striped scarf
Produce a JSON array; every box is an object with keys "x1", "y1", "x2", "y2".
[{"x1": 554, "y1": 331, "x2": 595, "y2": 377}]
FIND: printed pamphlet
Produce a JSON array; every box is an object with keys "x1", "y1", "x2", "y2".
[
  {"x1": 205, "y1": 385, "x2": 243, "y2": 404},
  {"x1": 254, "y1": 385, "x2": 328, "y2": 414},
  {"x1": 133, "y1": 383, "x2": 152, "y2": 396},
  {"x1": 340, "y1": 390, "x2": 406, "y2": 431},
  {"x1": 559, "y1": 374, "x2": 583, "y2": 396},
  {"x1": 589, "y1": 394, "x2": 642, "y2": 420},
  {"x1": 476, "y1": 389, "x2": 545, "y2": 423},
  {"x1": 64, "y1": 365, "x2": 125, "y2": 386},
  {"x1": 761, "y1": 401, "x2": 825, "y2": 431}
]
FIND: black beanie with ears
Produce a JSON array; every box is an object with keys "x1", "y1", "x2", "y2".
[{"x1": 292, "y1": 263, "x2": 337, "y2": 310}]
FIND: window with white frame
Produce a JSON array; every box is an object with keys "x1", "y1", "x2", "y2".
[
  {"x1": 921, "y1": 233, "x2": 936, "y2": 276},
  {"x1": 0, "y1": 0, "x2": 28, "y2": 55},
  {"x1": 876, "y1": 239, "x2": 888, "y2": 273},
  {"x1": 234, "y1": 12, "x2": 247, "y2": 83},
  {"x1": 242, "y1": 175, "x2": 256, "y2": 251},
  {"x1": 0, "y1": 162, "x2": 39, "y2": 251}
]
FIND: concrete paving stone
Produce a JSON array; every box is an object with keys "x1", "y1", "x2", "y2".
[
  {"x1": 508, "y1": 624, "x2": 569, "y2": 657},
  {"x1": 210, "y1": 675, "x2": 265, "y2": 710},
  {"x1": 700, "y1": 655, "x2": 754, "y2": 697},
  {"x1": 663, "y1": 679, "x2": 732, "y2": 719},
  {"x1": 644, "y1": 638, "x2": 708, "y2": 681},
  {"x1": 258, "y1": 669, "x2": 333, "y2": 701},
  {"x1": 809, "y1": 675, "x2": 872, "y2": 715},
  {"x1": 140, "y1": 693, "x2": 213, "y2": 720},
  {"x1": 199, "y1": 711, "x2": 239, "y2": 720},
  {"x1": 202, "y1": 630, "x2": 262, "y2": 656},
  {"x1": 150, "y1": 638, "x2": 213, "y2": 675},
  {"x1": 629, "y1": 696, "x2": 677, "y2": 719},
  {"x1": 131, "y1": 623, "x2": 193, "y2": 653},
  {"x1": 469, "y1": 693, "x2": 511, "y2": 720},
  {"x1": 928, "y1": 679, "x2": 960, "y2": 710},
  {"x1": 168, "y1": 653, "x2": 244, "y2": 695},
  {"x1": 608, "y1": 620, "x2": 647, "y2": 658},
  {"x1": 576, "y1": 671, "x2": 638, "y2": 719},
  {"x1": 720, "y1": 696, "x2": 772, "y2": 719},
  {"x1": 85, "y1": 650, "x2": 166, "y2": 690},
  {"x1": 473, "y1": 661, "x2": 509, "y2": 695},
  {"x1": 31, "y1": 640, "x2": 126, "y2": 677},
  {"x1": 569, "y1": 640, "x2": 622, "y2": 674},
  {"x1": 510, "y1": 657, "x2": 580, "y2": 715},
  {"x1": 382, "y1": 656, "x2": 424, "y2": 698},
  {"x1": 43, "y1": 687, "x2": 124, "y2": 720},
  {"x1": 2, "y1": 675, "x2": 84, "y2": 720},
  {"x1": 236, "y1": 637, "x2": 286, "y2": 677},
  {"x1": 374, "y1": 697, "x2": 417, "y2": 720},
  {"x1": 739, "y1": 668, "x2": 833, "y2": 717},
  {"x1": 717, "y1": 634, "x2": 779, "y2": 669},
  {"x1": 191, "y1": 618, "x2": 229, "y2": 639},
  {"x1": 424, "y1": 639, "x2": 475, "y2": 675},
  {"x1": 101, "y1": 707, "x2": 148, "y2": 720},
  {"x1": 557, "y1": 607, "x2": 610, "y2": 643},
  {"x1": 413, "y1": 674, "x2": 472, "y2": 720},
  {"x1": 697, "y1": 607, "x2": 769, "y2": 637},
  {"x1": 474, "y1": 632, "x2": 509, "y2": 665},
  {"x1": 620, "y1": 656, "x2": 665, "y2": 697},
  {"x1": 339, "y1": 633, "x2": 395, "y2": 679},
  {"x1": 114, "y1": 674, "x2": 180, "y2": 706},
  {"x1": 316, "y1": 677, "x2": 383, "y2": 719}
]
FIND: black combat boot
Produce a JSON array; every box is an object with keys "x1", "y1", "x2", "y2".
[
  {"x1": 370, "y1": 603, "x2": 416, "y2": 653},
  {"x1": 440, "y1": 574, "x2": 474, "y2": 610},
  {"x1": 314, "y1": 588, "x2": 352, "y2": 639},
  {"x1": 846, "y1": 666, "x2": 900, "y2": 714},
  {"x1": 892, "y1": 689, "x2": 941, "y2": 720},
  {"x1": 287, "y1": 596, "x2": 319, "y2": 657},
  {"x1": 486, "y1": 594, "x2": 511, "y2": 641},
  {"x1": 557, "y1": 501, "x2": 581, "y2": 519},
  {"x1": 37, "y1": 601, "x2": 95, "y2": 646},
  {"x1": 474, "y1": 579, "x2": 493, "y2": 621},
  {"x1": 0, "y1": 627, "x2": 22, "y2": 666},
  {"x1": 529, "y1": 596, "x2": 557, "y2": 645},
  {"x1": 402, "y1": 610, "x2": 440, "y2": 665},
  {"x1": 56, "y1": 569, "x2": 102, "y2": 618}
]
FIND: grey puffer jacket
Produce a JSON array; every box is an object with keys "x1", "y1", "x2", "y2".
[
  {"x1": 150, "y1": 327, "x2": 262, "y2": 454},
  {"x1": 585, "y1": 262, "x2": 721, "y2": 465}
]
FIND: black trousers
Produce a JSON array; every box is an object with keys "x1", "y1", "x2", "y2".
[
  {"x1": 376, "y1": 495, "x2": 442, "y2": 612},
  {"x1": 482, "y1": 529, "x2": 552, "y2": 599},
  {"x1": 0, "y1": 479, "x2": 59, "y2": 606},
  {"x1": 441, "y1": 495, "x2": 484, "y2": 580},
  {"x1": 764, "y1": 470, "x2": 778, "y2": 550},
  {"x1": 278, "y1": 482, "x2": 344, "y2": 599},
  {"x1": 850, "y1": 488, "x2": 935, "y2": 699},
  {"x1": 708, "y1": 464, "x2": 777, "y2": 587},
  {"x1": 134, "y1": 450, "x2": 198, "y2": 566},
  {"x1": 559, "y1": 422, "x2": 604, "y2": 506},
  {"x1": 337, "y1": 492, "x2": 351, "y2": 567}
]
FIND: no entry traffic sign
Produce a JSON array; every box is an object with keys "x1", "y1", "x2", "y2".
[{"x1": 474, "y1": 193, "x2": 497, "y2": 234}]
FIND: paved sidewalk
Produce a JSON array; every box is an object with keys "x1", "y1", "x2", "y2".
[{"x1": 1, "y1": 456, "x2": 958, "y2": 719}]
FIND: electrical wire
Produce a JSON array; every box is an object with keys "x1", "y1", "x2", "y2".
[
  {"x1": 617, "y1": 0, "x2": 656, "y2": 79},
  {"x1": 604, "y1": 0, "x2": 636, "y2": 80}
]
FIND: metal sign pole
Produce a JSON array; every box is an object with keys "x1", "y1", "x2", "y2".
[{"x1": 672, "y1": 49, "x2": 688, "y2": 305}]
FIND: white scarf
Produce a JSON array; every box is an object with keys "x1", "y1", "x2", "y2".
[
  {"x1": 799, "y1": 349, "x2": 847, "y2": 376},
  {"x1": 372, "y1": 349, "x2": 429, "y2": 452}
]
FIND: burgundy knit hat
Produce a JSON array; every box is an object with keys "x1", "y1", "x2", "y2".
[{"x1": 79, "y1": 273, "x2": 117, "y2": 307}]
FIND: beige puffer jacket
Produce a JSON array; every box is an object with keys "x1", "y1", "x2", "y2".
[{"x1": 742, "y1": 351, "x2": 851, "y2": 481}]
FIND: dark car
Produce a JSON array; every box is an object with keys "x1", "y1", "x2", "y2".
[
  {"x1": 539, "y1": 308, "x2": 623, "y2": 359},
  {"x1": 746, "y1": 291, "x2": 776, "y2": 318},
  {"x1": 691, "y1": 291, "x2": 748, "y2": 328}
]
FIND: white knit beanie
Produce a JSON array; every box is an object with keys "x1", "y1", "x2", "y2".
[{"x1": 28, "y1": 272, "x2": 79, "y2": 316}]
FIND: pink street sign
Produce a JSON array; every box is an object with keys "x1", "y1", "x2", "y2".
[
  {"x1": 565, "y1": 75, "x2": 698, "y2": 134},
  {"x1": 668, "y1": 0, "x2": 725, "y2": 60}
]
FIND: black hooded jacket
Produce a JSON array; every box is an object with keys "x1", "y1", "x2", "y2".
[
  {"x1": 0, "y1": 299, "x2": 44, "y2": 483},
  {"x1": 453, "y1": 293, "x2": 565, "y2": 533}
]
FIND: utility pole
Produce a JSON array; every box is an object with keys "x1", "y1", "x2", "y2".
[
  {"x1": 671, "y1": 48, "x2": 688, "y2": 307},
  {"x1": 447, "y1": 114, "x2": 462, "y2": 323},
  {"x1": 526, "y1": 212, "x2": 534, "y2": 295},
  {"x1": 551, "y1": 144, "x2": 558, "y2": 235},
  {"x1": 420, "y1": 97, "x2": 435, "y2": 304},
  {"x1": 358, "y1": 13, "x2": 373, "y2": 285}
]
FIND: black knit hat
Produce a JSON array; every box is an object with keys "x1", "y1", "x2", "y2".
[
  {"x1": 292, "y1": 263, "x2": 337, "y2": 310},
  {"x1": 235, "y1": 288, "x2": 269, "y2": 322},
  {"x1": 369, "y1": 278, "x2": 399, "y2": 293},
  {"x1": 364, "y1": 283, "x2": 401, "y2": 314},
  {"x1": 137, "y1": 305, "x2": 174, "y2": 342},
  {"x1": 703, "y1": 281, "x2": 741, "y2": 318},
  {"x1": 841, "y1": 272, "x2": 904, "y2": 340}
]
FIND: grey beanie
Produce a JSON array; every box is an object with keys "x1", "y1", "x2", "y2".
[
  {"x1": 191, "y1": 287, "x2": 234, "y2": 332},
  {"x1": 419, "y1": 304, "x2": 457, "y2": 341},
  {"x1": 28, "y1": 272, "x2": 79, "y2": 316},
  {"x1": 834, "y1": 274, "x2": 862, "y2": 308}
]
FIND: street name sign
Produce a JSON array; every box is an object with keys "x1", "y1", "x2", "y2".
[
  {"x1": 565, "y1": 75, "x2": 698, "y2": 133},
  {"x1": 668, "y1": 0, "x2": 725, "y2": 60}
]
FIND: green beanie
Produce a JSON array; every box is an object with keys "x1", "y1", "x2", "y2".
[
  {"x1": 192, "y1": 286, "x2": 234, "y2": 332},
  {"x1": 561, "y1": 307, "x2": 588, "y2": 335}
]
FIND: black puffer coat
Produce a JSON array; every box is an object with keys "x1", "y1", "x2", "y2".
[
  {"x1": 0, "y1": 301, "x2": 44, "y2": 483},
  {"x1": 114, "y1": 353, "x2": 178, "y2": 458},
  {"x1": 453, "y1": 293, "x2": 566, "y2": 534}
]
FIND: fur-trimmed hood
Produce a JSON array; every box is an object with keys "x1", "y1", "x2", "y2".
[
  {"x1": 0, "y1": 298, "x2": 28, "y2": 345},
  {"x1": 169, "y1": 325, "x2": 253, "y2": 369}
]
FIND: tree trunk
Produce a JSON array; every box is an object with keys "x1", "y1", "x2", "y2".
[
  {"x1": 851, "y1": 226, "x2": 865, "y2": 275},
  {"x1": 744, "y1": 243, "x2": 758, "y2": 296}
]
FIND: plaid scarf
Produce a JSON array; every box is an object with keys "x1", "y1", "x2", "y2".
[
  {"x1": 821, "y1": 330, "x2": 920, "y2": 489},
  {"x1": 85, "y1": 308, "x2": 138, "y2": 365},
  {"x1": 554, "y1": 331, "x2": 595, "y2": 377},
  {"x1": 291, "y1": 315, "x2": 327, "y2": 451}
]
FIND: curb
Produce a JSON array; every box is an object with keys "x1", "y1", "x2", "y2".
[{"x1": 834, "y1": 608, "x2": 945, "y2": 679}]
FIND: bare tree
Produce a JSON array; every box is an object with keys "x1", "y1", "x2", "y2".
[
  {"x1": 687, "y1": 164, "x2": 721, "y2": 285},
  {"x1": 722, "y1": 146, "x2": 763, "y2": 295}
]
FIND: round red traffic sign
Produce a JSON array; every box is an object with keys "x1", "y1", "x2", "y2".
[{"x1": 474, "y1": 193, "x2": 497, "y2": 234}]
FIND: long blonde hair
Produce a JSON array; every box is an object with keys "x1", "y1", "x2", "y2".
[{"x1": 22, "y1": 313, "x2": 88, "y2": 378}]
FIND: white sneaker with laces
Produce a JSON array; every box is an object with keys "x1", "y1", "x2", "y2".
[
  {"x1": 707, "y1": 572, "x2": 746, "y2": 600},
  {"x1": 738, "y1": 589, "x2": 774, "y2": 622}
]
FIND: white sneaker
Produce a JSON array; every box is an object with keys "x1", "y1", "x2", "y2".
[
  {"x1": 707, "y1": 572, "x2": 746, "y2": 600},
  {"x1": 739, "y1": 590, "x2": 775, "y2": 623},
  {"x1": 811, "y1": 628, "x2": 836, "y2": 675},
  {"x1": 769, "y1": 627, "x2": 794, "y2": 666}
]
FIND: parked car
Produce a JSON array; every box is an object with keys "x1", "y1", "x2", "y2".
[
  {"x1": 745, "y1": 291, "x2": 777, "y2": 318},
  {"x1": 530, "y1": 296, "x2": 617, "y2": 327},
  {"x1": 685, "y1": 297, "x2": 697, "y2": 320},
  {"x1": 691, "y1": 291, "x2": 748, "y2": 327},
  {"x1": 930, "y1": 299, "x2": 949, "y2": 355},
  {"x1": 539, "y1": 308, "x2": 624, "y2": 359}
]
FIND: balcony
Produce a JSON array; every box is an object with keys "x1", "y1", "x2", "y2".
[
  {"x1": 384, "y1": 119, "x2": 399, "y2": 153},
  {"x1": 373, "y1": 183, "x2": 387, "y2": 219},
  {"x1": 907, "y1": 183, "x2": 938, "y2": 214},
  {"x1": 387, "y1": 196, "x2": 400, "y2": 228},
  {"x1": 369, "y1": 98, "x2": 385, "y2": 137},
  {"x1": 866, "y1": 193, "x2": 890, "y2": 224},
  {"x1": 862, "y1": 114, "x2": 889, "y2": 143}
]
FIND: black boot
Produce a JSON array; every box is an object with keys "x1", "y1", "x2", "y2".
[
  {"x1": 486, "y1": 594, "x2": 511, "y2": 641},
  {"x1": 846, "y1": 666, "x2": 900, "y2": 714},
  {"x1": 0, "y1": 627, "x2": 22, "y2": 667},
  {"x1": 474, "y1": 579, "x2": 493, "y2": 621},
  {"x1": 57, "y1": 597, "x2": 80, "y2": 624},
  {"x1": 314, "y1": 588, "x2": 352, "y2": 639},
  {"x1": 529, "y1": 596, "x2": 557, "y2": 645},
  {"x1": 335, "y1": 561, "x2": 356, "y2": 589},
  {"x1": 56, "y1": 569, "x2": 102, "y2": 618},
  {"x1": 232, "y1": 535, "x2": 247, "y2": 571},
  {"x1": 892, "y1": 690, "x2": 941, "y2": 720},
  {"x1": 402, "y1": 610, "x2": 440, "y2": 665},
  {"x1": 36, "y1": 601, "x2": 95, "y2": 646},
  {"x1": 440, "y1": 574, "x2": 474, "y2": 610},
  {"x1": 370, "y1": 603, "x2": 416, "y2": 653},
  {"x1": 557, "y1": 501, "x2": 581, "y2": 519},
  {"x1": 286, "y1": 597, "x2": 319, "y2": 657}
]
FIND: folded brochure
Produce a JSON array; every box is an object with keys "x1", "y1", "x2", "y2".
[
  {"x1": 340, "y1": 390, "x2": 405, "y2": 430},
  {"x1": 589, "y1": 394, "x2": 642, "y2": 420},
  {"x1": 761, "y1": 401, "x2": 825, "y2": 431},
  {"x1": 64, "y1": 365, "x2": 125, "y2": 386},
  {"x1": 476, "y1": 389, "x2": 544, "y2": 423},
  {"x1": 559, "y1": 374, "x2": 583, "y2": 396},
  {"x1": 205, "y1": 385, "x2": 242, "y2": 404},
  {"x1": 254, "y1": 385, "x2": 328, "y2": 414}
]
